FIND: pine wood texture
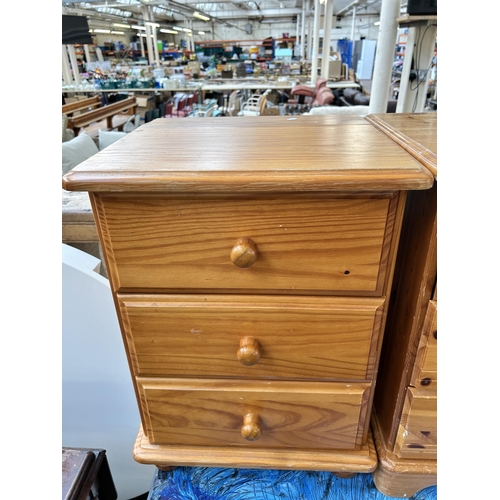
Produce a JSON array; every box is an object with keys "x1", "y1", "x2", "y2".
[
  {"x1": 133, "y1": 424, "x2": 378, "y2": 473},
  {"x1": 91, "y1": 193, "x2": 397, "y2": 294},
  {"x1": 411, "y1": 300, "x2": 437, "y2": 386},
  {"x1": 364, "y1": 113, "x2": 437, "y2": 494},
  {"x1": 371, "y1": 415, "x2": 437, "y2": 497},
  {"x1": 61, "y1": 115, "x2": 434, "y2": 193},
  {"x1": 394, "y1": 387, "x2": 437, "y2": 458},
  {"x1": 365, "y1": 113, "x2": 437, "y2": 179},
  {"x1": 137, "y1": 378, "x2": 370, "y2": 449},
  {"x1": 62, "y1": 115, "x2": 435, "y2": 474},
  {"x1": 117, "y1": 294, "x2": 385, "y2": 380}
]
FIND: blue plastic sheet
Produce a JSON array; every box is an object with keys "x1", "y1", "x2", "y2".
[{"x1": 147, "y1": 468, "x2": 437, "y2": 500}]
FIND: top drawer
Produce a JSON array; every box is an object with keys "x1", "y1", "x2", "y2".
[{"x1": 93, "y1": 193, "x2": 398, "y2": 294}]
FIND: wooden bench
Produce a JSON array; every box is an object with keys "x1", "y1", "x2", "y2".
[
  {"x1": 62, "y1": 96, "x2": 102, "y2": 116},
  {"x1": 68, "y1": 97, "x2": 138, "y2": 136}
]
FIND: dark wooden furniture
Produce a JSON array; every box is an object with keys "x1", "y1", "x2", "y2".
[{"x1": 62, "y1": 447, "x2": 117, "y2": 500}]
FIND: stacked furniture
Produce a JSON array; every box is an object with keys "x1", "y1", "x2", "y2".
[
  {"x1": 365, "y1": 112, "x2": 437, "y2": 497},
  {"x1": 62, "y1": 115, "x2": 433, "y2": 478}
]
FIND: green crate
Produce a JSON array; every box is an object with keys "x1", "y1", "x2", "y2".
[
  {"x1": 134, "y1": 79, "x2": 154, "y2": 89},
  {"x1": 99, "y1": 81, "x2": 117, "y2": 90}
]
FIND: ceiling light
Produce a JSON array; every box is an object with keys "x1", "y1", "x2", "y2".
[
  {"x1": 145, "y1": 22, "x2": 160, "y2": 28},
  {"x1": 88, "y1": 29, "x2": 93, "y2": 33},
  {"x1": 193, "y1": 11, "x2": 210, "y2": 21},
  {"x1": 113, "y1": 23, "x2": 130, "y2": 29},
  {"x1": 182, "y1": 28, "x2": 192, "y2": 32},
  {"x1": 198, "y1": 31, "x2": 205, "y2": 35},
  {"x1": 111, "y1": 31, "x2": 125, "y2": 35},
  {"x1": 374, "y1": 21, "x2": 381, "y2": 26},
  {"x1": 187, "y1": 33, "x2": 192, "y2": 36},
  {"x1": 94, "y1": 29, "x2": 111, "y2": 33},
  {"x1": 131, "y1": 25, "x2": 146, "y2": 30},
  {"x1": 173, "y1": 26, "x2": 184, "y2": 31},
  {"x1": 139, "y1": 33, "x2": 155, "y2": 37},
  {"x1": 160, "y1": 29, "x2": 179, "y2": 34}
]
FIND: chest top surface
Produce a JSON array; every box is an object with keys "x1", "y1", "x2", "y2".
[
  {"x1": 62, "y1": 115, "x2": 434, "y2": 193},
  {"x1": 364, "y1": 113, "x2": 437, "y2": 179}
]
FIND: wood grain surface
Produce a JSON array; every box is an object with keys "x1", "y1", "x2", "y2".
[
  {"x1": 365, "y1": 113, "x2": 437, "y2": 179},
  {"x1": 133, "y1": 424, "x2": 378, "y2": 473},
  {"x1": 62, "y1": 115, "x2": 434, "y2": 193},
  {"x1": 137, "y1": 377, "x2": 370, "y2": 449},
  {"x1": 393, "y1": 387, "x2": 437, "y2": 459},
  {"x1": 118, "y1": 294, "x2": 385, "y2": 380},
  {"x1": 93, "y1": 193, "x2": 395, "y2": 294}
]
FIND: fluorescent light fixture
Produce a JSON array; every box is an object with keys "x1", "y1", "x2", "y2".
[
  {"x1": 198, "y1": 31, "x2": 205, "y2": 35},
  {"x1": 173, "y1": 26, "x2": 184, "y2": 31},
  {"x1": 94, "y1": 29, "x2": 111, "y2": 33},
  {"x1": 111, "y1": 31, "x2": 125, "y2": 35},
  {"x1": 131, "y1": 25, "x2": 146, "y2": 30},
  {"x1": 113, "y1": 23, "x2": 130, "y2": 28},
  {"x1": 88, "y1": 29, "x2": 93, "y2": 33},
  {"x1": 182, "y1": 28, "x2": 192, "y2": 32},
  {"x1": 139, "y1": 34, "x2": 155, "y2": 37},
  {"x1": 193, "y1": 11, "x2": 210, "y2": 21},
  {"x1": 187, "y1": 33, "x2": 192, "y2": 36},
  {"x1": 145, "y1": 22, "x2": 160, "y2": 27},
  {"x1": 160, "y1": 29, "x2": 179, "y2": 34},
  {"x1": 374, "y1": 21, "x2": 380, "y2": 26}
]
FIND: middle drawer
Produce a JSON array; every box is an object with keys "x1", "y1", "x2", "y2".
[{"x1": 118, "y1": 294, "x2": 385, "y2": 381}]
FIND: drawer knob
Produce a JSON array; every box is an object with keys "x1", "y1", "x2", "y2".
[
  {"x1": 241, "y1": 413, "x2": 262, "y2": 441},
  {"x1": 237, "y1": 337, "x2": 261, "y2": 366},
  {"x1": 230, "y1": 237, "x2": 257, "y2": 268}
]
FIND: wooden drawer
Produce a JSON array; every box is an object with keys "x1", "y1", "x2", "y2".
[
  {"x1": 394, "y1": 387, "x2": 437, "y2": 459},
  {"x1": 118, "y1": 295, "x2": 385, "y2": 381},
  {"x1": 94, "y1": 193, "x2": 398, "y2": 294},
  {"x1": 411, "y1": 300, "x2": 437, "y2": 386},
  {"x1": 137, "y1": 378, "x2": 371, "y2": 449}
]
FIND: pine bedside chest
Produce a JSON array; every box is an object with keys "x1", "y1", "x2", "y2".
[
  {"x1": 365, "y1": 112, "x2": 437, "y2": 497},
  {"x1": 62, "y1": 115, "x2": 434, "y2": 476}
]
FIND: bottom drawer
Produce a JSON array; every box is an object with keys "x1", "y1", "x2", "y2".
[
  {"x1": 138, "y1": 378, "x2": 371, "y2": 450},
  {"x1": 394, "y1": 387, "x2": 437, "y2": 459}
]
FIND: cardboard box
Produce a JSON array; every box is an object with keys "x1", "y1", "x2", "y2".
[
  {"x1": 328, "y1": 52, "x2": 343, "y2": 79},
  {"x1": 136, "y1": 95, "x2": 153, "y2": 108}
]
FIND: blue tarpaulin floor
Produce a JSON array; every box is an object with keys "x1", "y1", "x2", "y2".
[{"x1": 146, "y1": 468, "x2": 437, "y2": 500}]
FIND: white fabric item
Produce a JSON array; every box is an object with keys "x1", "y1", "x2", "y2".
[
  {"x1": 62, "y1": 132, "x2": 99, "y2": 175},
  {"x1": 304, "y1": 105, "x2": 371, "y2": 116},
  {"x1": 98, "y1": 129, "x2": 127, "y2": 150}
]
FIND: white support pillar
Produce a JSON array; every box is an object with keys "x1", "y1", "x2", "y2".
[
  {"x1": 351, "y1": 7, "x2": 356, "y2": 40},
  {"x1": 67, "y1": 44, "x2": 81, "y2": 85},
  {"x1": 310, "y1": 0, "x2": 322, "y2": 83},
  {"x1": 145, "y1": 26, "x2": 155, "y2": 65},
  {"x1": 397, "y1": 23, "x2": 437, "y2": 112},
  {"x1": 321, "y1": 0, "x2": 335, "y2": 79},
  {"x1": 300, "y1": 1, "x2": 306, "y2": 59},
  {"x1": 95, "y1": 46, "x2": 104, "y2": 63},
  {"x1": 84, "y1": 44, "x2": 92, "y2": 63},
  {"x1": 139, "y1": 33, "x2": 145, "y2": 58},
  {"x1": 369, "y1": 0, "x2": 401, "y2": 114},
  {"x1": 292, "y1": 14, "x2": 301, "y2": 55},
  {"x1": 152, "y1": 26, "x2": 160, "y2": 65},
  {"x1": 62, "y1": 45, "x2": 72, "y2": 85},
  {"x1": 306, "y1": 0, "x2": 314, "y2": 61}
]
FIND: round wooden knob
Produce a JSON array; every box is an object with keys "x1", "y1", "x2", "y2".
[
  {"x1": 230, "y1": 237, "x2": 257, "y2": 268},
  {"x1": 241, "y1": 413, "x2": 262, "y2": 441},
  {"x1": 237, "y1": 337, "x2": 261, "y2": 366}
]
